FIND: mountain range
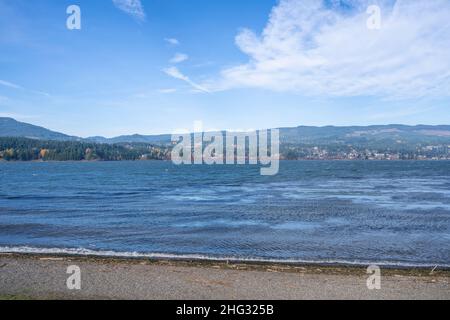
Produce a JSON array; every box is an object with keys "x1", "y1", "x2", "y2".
[
  {"x1": 1, "y1": 117, "x2": 450, "y2": 146},
  {"x1": 0, "y1": 117, "x2": 171, "y2": 145}
]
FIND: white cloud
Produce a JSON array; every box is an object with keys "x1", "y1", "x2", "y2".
[
  {"x1": 207, "y1": 0, "x2": 450, "y2": 99},
  {"x1": 158, "y1": 88, "x2": 177, "y2": 94},
  {"x1": 31, "y1": 90, "x2": 51, "y2": 97},
  {"x1": 170, "y1": 53, "x2": 189, "y2": 64},
  {"x1": 112, "y1": 0, "x2": 145, "y2": 21},
  {"x1": 0, "y1": 79, "x2": 23, "y2": 90},
  {"x1": 163, "y1": 67, "x2": 209, "y2": 93},
  {"x1": 165, "y1": 38, "x2": 180, "y2": 46},
  {"x1": 0, "y1": 79, "x2": 51, "y2": 97}
]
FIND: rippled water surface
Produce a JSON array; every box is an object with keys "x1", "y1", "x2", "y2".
[{"x1": 0, "y1": 161, "x2": 449, "y2": 266}]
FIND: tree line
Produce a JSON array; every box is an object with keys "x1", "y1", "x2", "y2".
[
  {"x1": 0, "y1": 137, "x2": 170, "y2": 161},
  {"x1": 1, "y1": 136, "x2": 449, "y2": 162}
]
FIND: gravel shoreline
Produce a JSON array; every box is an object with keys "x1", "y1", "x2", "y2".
[{"x1": 0, "y1": 253, "x2": 449, "y2": 300}]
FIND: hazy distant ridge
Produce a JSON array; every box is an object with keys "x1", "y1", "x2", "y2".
[
  {"x1": 0, "y1": 118, "x2": 80, "y2": 142},
  {"x1": 1, "y1": 117, "x2": 450, "y2": 146}
]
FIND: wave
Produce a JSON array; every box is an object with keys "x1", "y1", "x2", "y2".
[{"x1": 1, "y1": 246, "x2": 448, "y2": 269}]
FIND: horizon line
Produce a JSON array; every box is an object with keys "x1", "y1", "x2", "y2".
[{"x1": 2, "y1": 116, "x2": 450, "y2": 139}]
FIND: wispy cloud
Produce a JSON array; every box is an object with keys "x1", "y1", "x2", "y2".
[
  {"x1": 158, "y1": 88, "x2": 177, "y2": 94},
  {"x1": 165, "y1": 38, "x2": 180, "y2": 46},
  {"x1": 206, "y1": 0, "x2": 450, "y2": 99},
  {"x1": 112, "y1": 0, "x2": 145, "y2": 21},
  {"x1": 170, "y1": 53, "x2": 189, "y2": 64},
  {"x1": 0, "y1": 79, "x2": 51, "y2": 97},
  {"x1": 31, "y1": 90, "x2": 51, "y2": 97},
  {"x1": 163, "y1": 67, "x2": 209, "y2": 93},
  {"x1": 0, "y1": 79, "x2": 23, "y2": 90}
]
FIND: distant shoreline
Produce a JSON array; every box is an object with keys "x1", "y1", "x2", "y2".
[{"x1": 1, "y1": 159, "x2": 450, "y2": 163}]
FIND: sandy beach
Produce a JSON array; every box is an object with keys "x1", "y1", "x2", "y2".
[{"x1": 0, "y1": 253, "x2": 448, "y2": 300}]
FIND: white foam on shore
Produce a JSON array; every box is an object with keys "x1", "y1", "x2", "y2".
[{"x1": 0, "y1": 246, "x2": 448, "y2": 269}]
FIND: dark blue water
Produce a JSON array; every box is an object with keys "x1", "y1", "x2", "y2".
[{"x1": 0, "y1": 161, "x2": 449, "y2": 267}]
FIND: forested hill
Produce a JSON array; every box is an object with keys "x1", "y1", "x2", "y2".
[
  {"x1": 0, "y1": 137, "x2": 169, "y2": 161},
  {"x1": 1, "y1": 118, "x2": 450, "y2": 161}
]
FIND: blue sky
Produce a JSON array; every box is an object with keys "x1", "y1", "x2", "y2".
[{"x1": 0, "y1": 0, "x2": 449, "y2": 137}]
